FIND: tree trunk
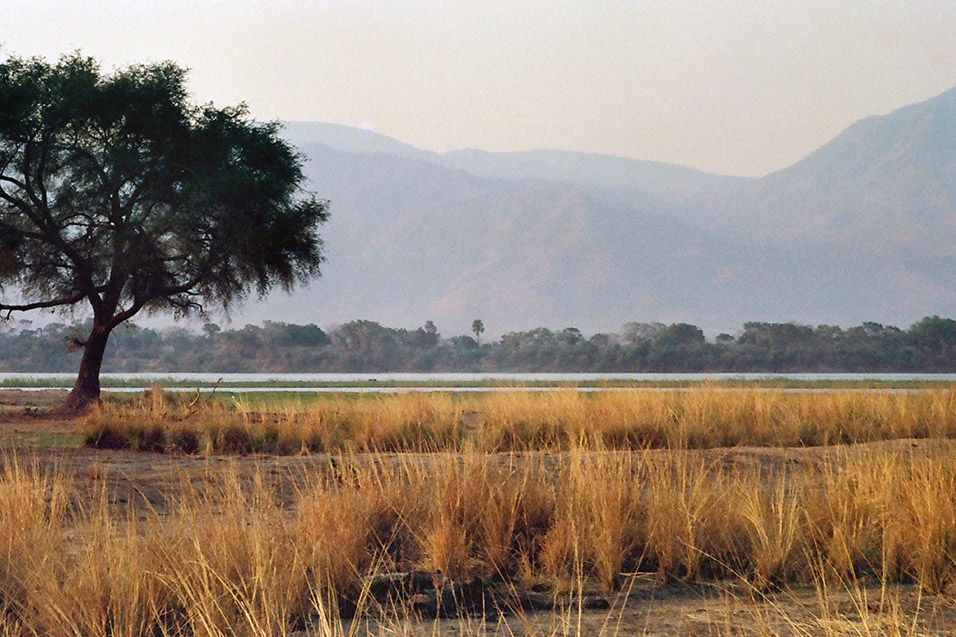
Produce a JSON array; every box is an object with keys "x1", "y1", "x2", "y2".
[{"x1": 60, "y1": 323, "x2": 112, "y2": 413}]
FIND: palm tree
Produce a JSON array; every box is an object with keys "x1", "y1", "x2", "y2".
[{"x1": 471, "y1": 319, "x2": 485, "y2": 345}]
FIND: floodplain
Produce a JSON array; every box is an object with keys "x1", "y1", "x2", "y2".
[{"x1": 3, "y1": 386, "x2": 956, "y2": 635}]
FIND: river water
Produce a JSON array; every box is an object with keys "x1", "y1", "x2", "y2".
[{"x1": 1, "y1": 372, "x2": 955, "y2": 392}]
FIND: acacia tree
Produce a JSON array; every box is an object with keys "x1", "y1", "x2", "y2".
[{"x1": 0, "y1": 55, "x2": 328, "y2": 410}]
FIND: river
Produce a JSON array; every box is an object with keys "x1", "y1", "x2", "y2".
[{"x1": 1, "y1": 372, "x2": 955, "y2": 392}]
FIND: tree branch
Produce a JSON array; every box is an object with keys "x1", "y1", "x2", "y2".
[
  {"x1": 106, "y1": 296, "x2": 146, "y2": 329},
  {"x1": 158, "y1": 274, "x2": 206, "y2": 298},
  {"x1": 0, "y1": 177, "x2": 99, "y2": 308},
  {"x1": 0, "y1": 291, "x2": 87, "y2": 313}
]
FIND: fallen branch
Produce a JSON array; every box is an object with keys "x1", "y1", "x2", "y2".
[{"x1": 185, "y1": 377, "x2": 223, "y2": 414}]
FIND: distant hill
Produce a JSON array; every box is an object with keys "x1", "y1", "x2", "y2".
[
  {"x1": 438, "y1": 149, "x2": 752, "y2": 204},
  {"x1": 281, "y1": 121, "x2": 438, "y2": 163},
  {"x1": 708, "y1": 86, "x2": 956, "y2": 255},
  {"x1": 281, "y1": 122, "x2": 750, "y2": 205},
  {"x1": 255, "y1": 87, "x2": 956, "y2": 336}
]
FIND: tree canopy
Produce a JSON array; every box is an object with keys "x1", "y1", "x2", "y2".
[
  {"x1": 0, "y1": 54, "x2": 328, "y2": 408},
  {"x1": 0, "y1": 316, "x2": 951, "y2": 374}
]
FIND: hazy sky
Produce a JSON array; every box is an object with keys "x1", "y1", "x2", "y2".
[{"x1": 3, "y1": 0, "x2": 955, "y2": 177}]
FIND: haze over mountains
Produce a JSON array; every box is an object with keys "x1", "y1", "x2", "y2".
[{"x1": 247, "y1": 87, "x2": 956, "y2": 336}]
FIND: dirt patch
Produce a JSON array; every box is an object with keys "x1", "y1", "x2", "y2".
[
  {"x1": 0, "y1": 389, "x2": 74, "y2": 430},
  {"x1": 0, "y1": 388, "x2": 69, "y2": 408},
  {"x1": 423, "y1": 581, "x2": 956, "y2": 636}
]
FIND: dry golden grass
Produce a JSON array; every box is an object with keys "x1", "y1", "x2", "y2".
[
  {"x1": 9, "y1": 386, "x2": 956, "y2": 633},
  {"x1": 84, "y1": 387, "x2": 956, "y2": 454},
  {"x1": 2, "y1": 442, "x2": 956, "y2": 634}
]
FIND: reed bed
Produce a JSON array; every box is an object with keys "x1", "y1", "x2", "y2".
[
  {"x1": 85, "y1": 387, "x2": 956, "y2": 453},
  {"x1": 2, "y1": 446, "x2": 956, "y2": 634}
]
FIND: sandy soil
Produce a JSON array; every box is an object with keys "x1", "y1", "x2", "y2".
[{"x1": 425, "y1": 581, "x2": 956, "y2": 636}]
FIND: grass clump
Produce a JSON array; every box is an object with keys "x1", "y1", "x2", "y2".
[
  {"x1": 3, "y1": 444, "x2": 956, "y2": 633},
  {"x1": 83, "y1": 387, "x2": 956, "y2": 455}
]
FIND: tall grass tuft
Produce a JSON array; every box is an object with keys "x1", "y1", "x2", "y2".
[
  {"x1": 5, "y1": 440, "x2": 956, "y2": 631},
  {"x1": 84, "y1": 387, "x2": 956, "y2": 454}
]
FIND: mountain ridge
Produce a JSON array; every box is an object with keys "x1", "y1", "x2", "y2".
[
  {"x1": 254, "y1": 87, "x2": 956, "y2": 335},
  {"x1": 704, "y1": 84, "x2": 956, "y2": 251}
]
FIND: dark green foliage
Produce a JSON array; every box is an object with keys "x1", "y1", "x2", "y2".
[
  {"x1": 0, "y1": 54, "x2": 327, "y2": 405},
  {"x1": 405, "y1": 320, "x2": 439, "y2": 350},
  {"x1": 5, "y1": 315, "x2": 956, "y2": 373},
  {"x1": 910, "y1": 316, "x2": 956, "y2": 351},
  {"x1": 262, "y1": 321, "x2": 330, "y2": 348},
  {"x1": 658, "y1": 323, "x2": 705, "y2": 346},
  {"x1": 0, "y1": 54, "x2": 327, "y2": 314}
]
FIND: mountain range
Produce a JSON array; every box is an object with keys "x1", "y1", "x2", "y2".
[{"x1": 237, "y1": 87, "x2": 956, "y2": 336}]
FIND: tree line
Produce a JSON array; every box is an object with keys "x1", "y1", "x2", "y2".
[{"x1": 2, "y1": 315, "x2": 956, "y2": 373}]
